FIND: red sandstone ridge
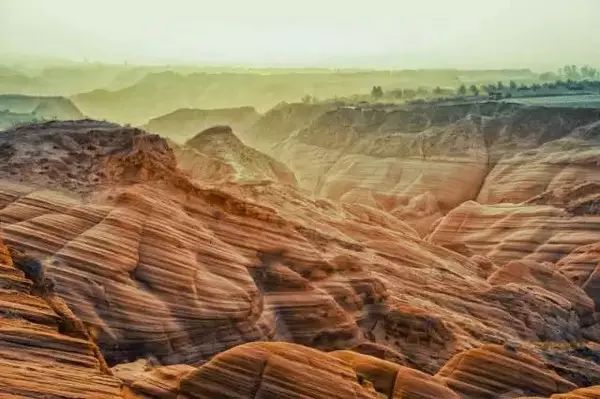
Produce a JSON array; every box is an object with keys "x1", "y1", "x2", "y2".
[{"x1": 1, "y1": 108, "x2": 600, "y2": 398}]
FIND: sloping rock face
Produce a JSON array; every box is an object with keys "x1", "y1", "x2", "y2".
[
  {"x1": 116, "y1": 344, "x2": 598, "y2": 399},
  {"x1": 0, "y1": 235, "x2": 123, "y2": 398},
  {"x1": 436, "y1": 344, "x2": 577, "y2": 398},
  {"x1": 117, "y1": 343, "x2": 375, "y2": 398},
  {"x1": 428, "y1": 200, "x2": 600, "y2": 310},
  {"x1": 557, "y1": 242, "x2": 600, "y2": 311},
  {"x1": 478, "y1": 118, "x2": 600, "y2": 205},
  {"x1": 270, "y1": 106, "x2": 489, "y2": 216},
  {"x1": 143, "y1": 107, "x2": 260, "y2": 144},
  {"x1": 488, "y1": 260, "x2": 595, "y2": 317},
  {"x1": 549, "y1": 385, "x2": 600, "y2": 399},
  {"x1": 330, "y1": 350, "x2": 460, "y2": 399},
  {"x1": 174, "y1": 125, "x2": 297, "y2": 185}
]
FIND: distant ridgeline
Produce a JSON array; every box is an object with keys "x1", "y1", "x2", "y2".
[{"x1": 0, "y1": 94, "x2": 84, "y2": 130}]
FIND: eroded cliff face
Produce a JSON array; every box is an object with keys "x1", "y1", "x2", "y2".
[
  {"x1": 1, "y1": 111, "x2": 600, "y2": 398},
  {"x1": 257, "y1": 103, "x2": 600, "y2": 236}
]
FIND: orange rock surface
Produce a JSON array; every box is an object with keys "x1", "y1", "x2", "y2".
[
  {"x1": 0, "y1": 235, "x2": 123, "y2": 398},
  {"x1": 436, "y1": 345, "x2": 577, "y2": 398}
]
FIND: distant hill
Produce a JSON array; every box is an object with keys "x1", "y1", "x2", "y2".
[
  {"x1": 0, "y1": 94, "x2": 84, "y2": 130},
  {"x1": 71, "y1": 69, "x2": 538, "y2": 125},
  {"x1": 143, "y1": 106, "x2": 260, "y2": 143},
  {"x1": 175, "y1": 125, "x2": 297, "y2": 185}
]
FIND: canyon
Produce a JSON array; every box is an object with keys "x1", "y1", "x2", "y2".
[{"x1": 0, "y1": 101, "x2": 599, "y2": 398}]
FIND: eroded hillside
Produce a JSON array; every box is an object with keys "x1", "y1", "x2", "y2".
[{"x1": 0, "y1": 106, "x2": 599, "y2": 398}]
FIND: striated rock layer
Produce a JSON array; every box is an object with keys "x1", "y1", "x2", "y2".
[
  {"x1": 252, "y1": 103, "x2": 600, "y2": 235},
  {"x1": 0, "y1": 235, "x2": 123, "y2": 398},
  {"x1": 1, "y1": 117, "x2": 600, "y2": 397},
  {"x1": 436, "y1": 344, "x2": 577, "y2": 398}
]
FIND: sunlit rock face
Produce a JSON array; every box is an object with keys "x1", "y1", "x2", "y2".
[
  {"x1": 436, "y1": 344, "x2": 577, "y2": 398},
  {"x1": 0, "y1": 235, "x2": 123, "y2": 398},
  {"x1": 428, "y1": 200, "x2": 600, "y2": 314}
]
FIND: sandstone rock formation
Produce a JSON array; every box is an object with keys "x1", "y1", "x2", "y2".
[
  {"x1": 436, "y1": 344, "x2": 577, "y2": 398},
  {"x1": 0, "y1": 235, "x2": 123, "y2": 398},
  {"x1": 549, "y1": 385, "x2": 600, "y2": 399},
  {"x1": 174, "y1": 125, "x2": 297, "y2": 185},
  {"x1": 1, "y1": 110, "x2": 600, "y2": 398},
  {"x1": 252, "y1": 103, "x2": 600, "y2": 236},
  {"x1": 331, "y1": 350, "x2": 459, "y2": 399}
]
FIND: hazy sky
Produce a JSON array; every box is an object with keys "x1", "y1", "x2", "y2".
[{"x1": 2, "y1": 0, "x2": 600, "y2": 69}]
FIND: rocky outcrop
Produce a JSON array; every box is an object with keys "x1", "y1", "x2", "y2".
[
  {"x1": 117, "y1": 343, "x2": 598, "y2": 399},
  {"x1": 175, "y1": 125, "x2": 297, "y2": 185},
  {"x1": 330, "y1": 350, "x2": 459, "y2": 399},
  {"x1": 557, "y1": 242, "x2": 600, "y2": 309},
  {"x1": 0, "y1": 235, "x2": 123, "y2": 398},
  {"x1": 270, "y1": 107, "x2": 489, "y2": 219},
  {"x1": 118, "y1": 342, "x2": 474, "y2": 399},
  {"x1": 180, "y1": 342, "x2": 379, "y2": 399},
  {"x1": 0, "y1": 120, "x2": 176, "y2": 193},
  {"x1": 0, "y1": 121, "x2": 505, "y2": 367},
  {"x1": 428, "y1": 200, "x2": 600, "y2": 321},
  {"x1": 428, "y1": 201, "x2": 600, "y2": 266},
  {"x1": 550, "y1": 385, "x2": 600, "y2": 399},
  {"x1": 436, "y1": 344, "x2": 577, "y2": 398},
  {"x1": 113, "y1": 359, "x2": 194, "y2": 399}
]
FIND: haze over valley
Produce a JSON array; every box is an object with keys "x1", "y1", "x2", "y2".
[{"x1": 1, "y1": 1, "x2": 600, "y2": 398}]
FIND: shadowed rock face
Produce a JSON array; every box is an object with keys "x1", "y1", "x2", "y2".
[{"x1": 1, "y1": 112, "x2": 600, "y2": 398}]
